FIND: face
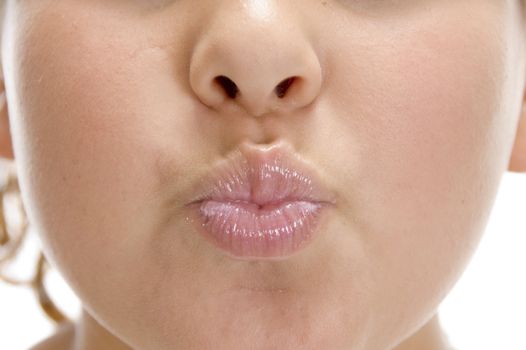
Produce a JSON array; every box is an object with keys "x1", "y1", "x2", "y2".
[{"x1": 2, "y1": 1, "x2": 525, "y2": 349}]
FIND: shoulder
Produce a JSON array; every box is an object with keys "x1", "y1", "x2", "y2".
[{"x1": 28, "y1": 322, "x2": 75, "y2": 350}]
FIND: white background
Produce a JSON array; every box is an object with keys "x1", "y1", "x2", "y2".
[{"x1": 0, "y1": 171, "x2": 525, "y2": 350}]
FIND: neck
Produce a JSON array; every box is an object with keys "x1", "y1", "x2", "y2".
[
  {"x1": 72, "y1": 311, "x2": 132, "y2": 350},
  {"x1": 65, "y1": 309, "x2": 451, "y2": 350},
  {"x1": 393, "y1": 314, "x2": 453, "y2": 350}
]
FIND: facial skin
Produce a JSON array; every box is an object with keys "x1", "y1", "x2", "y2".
[{"x1": 0, "y1": 1, "x2": 525, "y2": 349}]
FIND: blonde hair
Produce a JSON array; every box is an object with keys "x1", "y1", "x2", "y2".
[{"x1": 0, "y1": 164, "x2": 70, "y2": 325}]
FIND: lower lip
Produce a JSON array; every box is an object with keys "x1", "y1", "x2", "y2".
[{"x1": 185, "y1": 199, "x2": 329, "y2": 260}]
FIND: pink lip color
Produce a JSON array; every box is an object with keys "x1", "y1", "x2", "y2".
[{"x1": 184, "y1": 142, "x2": 336, "y2": 261}]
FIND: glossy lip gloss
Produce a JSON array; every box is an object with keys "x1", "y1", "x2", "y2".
[{"x1": 184, "y1": 142, "x2": 336, "y2": 261}]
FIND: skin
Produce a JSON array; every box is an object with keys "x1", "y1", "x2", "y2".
[{"x1": 0, "y1": 0, "x2": 525, "y2": 349}]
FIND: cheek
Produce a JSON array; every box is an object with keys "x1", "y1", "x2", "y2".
[
  {"x1": 6, "y1": 3, "x2": 199, "y2": 302},
  {"x1": 317, "y1": 2, "x2": 522, "y2": 341},
  {"x1": 364, "y1": 10, "x2": 514, "y2": 275}
]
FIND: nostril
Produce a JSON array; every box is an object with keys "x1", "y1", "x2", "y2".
[
  {"x1": 214, "y1": 75, "x2": 239, "y2": 99},
  {"x1": 275, "y1": 77, "x2": 296, "y2": 98}
]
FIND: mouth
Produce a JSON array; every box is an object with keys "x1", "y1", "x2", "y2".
[{"x1": 184, "y1": 141, "x2": 336, "y2": 261}]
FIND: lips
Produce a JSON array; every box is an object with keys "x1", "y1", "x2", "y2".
[{"x1": 184, "y1": 142, "x2": 336, "y2": 260}]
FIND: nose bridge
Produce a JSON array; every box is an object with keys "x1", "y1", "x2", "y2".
[{"x1": 189, "y1": 0, "x2": 322, "y2": 117}]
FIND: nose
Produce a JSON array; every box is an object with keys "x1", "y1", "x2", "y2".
[{"x1": 189, "y1": 2, "x2": 322, "y2": 118}]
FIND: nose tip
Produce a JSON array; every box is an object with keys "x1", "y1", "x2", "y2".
[{"x1": 188, "y1": 8, "x2": 322, "y2": 118}]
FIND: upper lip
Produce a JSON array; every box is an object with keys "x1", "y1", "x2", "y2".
[{"x1": 185, "y1": 141, "x2": 337, "y2": 206}]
